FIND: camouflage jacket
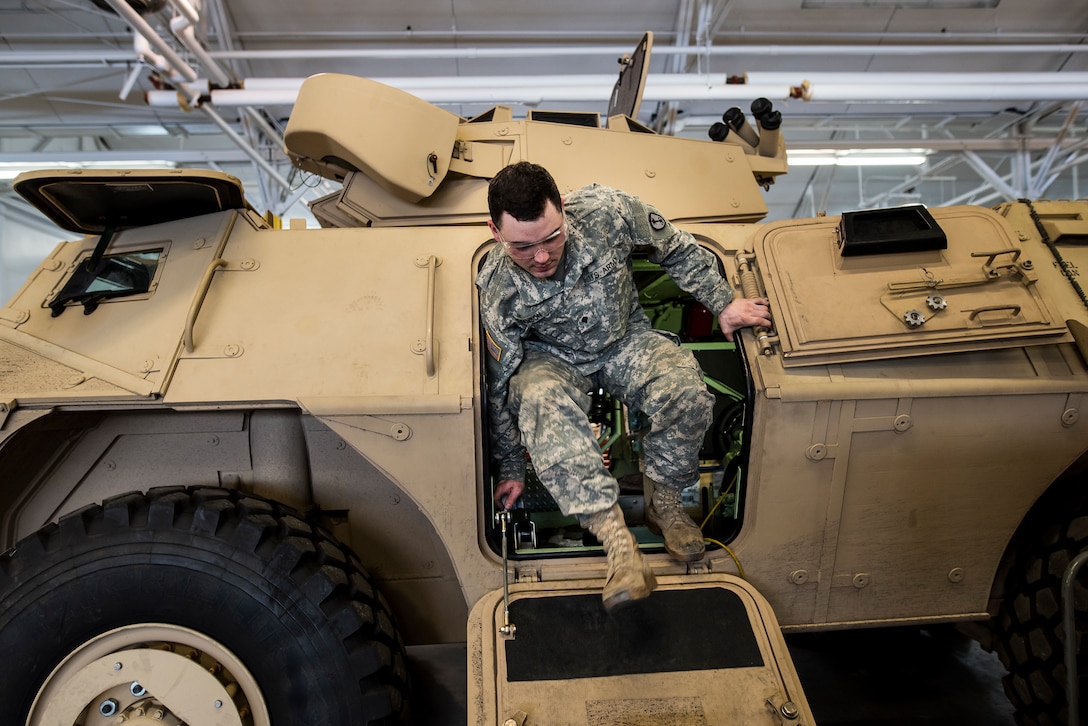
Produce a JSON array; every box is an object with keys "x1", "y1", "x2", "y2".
[{"x1": 475, "y1": 184, "x2": 735, "y2": 482}]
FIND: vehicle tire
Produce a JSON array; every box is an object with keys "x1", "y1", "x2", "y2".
[
  {"x1": 993, "y1": 483, "x2": 1088, "y2": 726},
  {"x1": 0, "y1": 486, "x2": 410, "y2": 726}
]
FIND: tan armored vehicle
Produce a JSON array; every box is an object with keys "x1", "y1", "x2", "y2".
[{"x1": 1, "y1": 34, "x2": 1086, "y2": 725}]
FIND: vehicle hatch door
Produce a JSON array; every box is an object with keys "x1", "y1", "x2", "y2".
[
  {"x1": 468, "y1": 573, "x2": 814, "y2": 724},
  {"x1": 753, "y1": 205, "x2": 1071, "y2": 367},
  {"x1": 2, "y1": 169, "x2": 250, "y2": 401}
]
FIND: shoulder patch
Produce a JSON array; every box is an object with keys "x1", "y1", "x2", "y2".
[
  {"x1": 484, "y1": 329, "x2": 503, "y2": 361},
  {"x1": 648, "y1": 212, "x2": 666, "y2": 231}
]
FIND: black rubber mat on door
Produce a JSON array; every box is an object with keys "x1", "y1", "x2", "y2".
[{"x1": 504, "y1": 587, "x2": 764, "y2": 681}]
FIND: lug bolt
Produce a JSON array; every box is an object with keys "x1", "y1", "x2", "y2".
[{"x1": 99, "y1": 698, "x2": 119, "y2": 717}]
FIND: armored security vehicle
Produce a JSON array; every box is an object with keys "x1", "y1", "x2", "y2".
[{"x1": 1, "y1": 33, "x2": 1086, "y2": 725}]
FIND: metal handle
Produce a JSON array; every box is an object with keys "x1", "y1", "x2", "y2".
[
  {"x1": 497, "y1": 510, "x2": 516, "y2": 638},
  {"x1": 971, "y1": 248, "x2": 1022, "y2": 266},
  {"x1": 1062, "y1": 550, "x2": 1088, "y2": 726},
  {"x1": 184, "y1": 258, "x2": 226, "y2": 353},
  {"x1": 737, "y1": 255, "x2": 774, "y2": 356},
  {"x1": 968, "y1": 304, "x2": 1021, "y2": 321},
  {"x1": 414, "y1": 255, "x2": 440, "y2": 377}
]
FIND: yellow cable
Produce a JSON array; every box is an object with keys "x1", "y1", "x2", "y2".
[
  {"x1": 697, "y1": 469, "x2": 744, "y2": 577},
  {"x1": 700, "y1": 469, "x2": 738, "y2": 529},
  {"x1": 703, "y1": 537, "x2": 745, "y2": 579}
]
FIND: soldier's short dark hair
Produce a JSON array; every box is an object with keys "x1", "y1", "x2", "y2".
[{"x1": 488, "y1": 161, "x2": 562, "y2": 225}]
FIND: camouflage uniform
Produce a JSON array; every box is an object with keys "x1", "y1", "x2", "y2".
[{"x1": 476, "y1": 184, "x2": 735, "y2": 516}]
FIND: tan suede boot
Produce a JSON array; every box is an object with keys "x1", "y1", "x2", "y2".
[
  {"x1": 584, "y1": 503, "x2": 657, "y2": 612},
  {"x1": 644, "y1": 477, "x2": 706, "y2": 562}
]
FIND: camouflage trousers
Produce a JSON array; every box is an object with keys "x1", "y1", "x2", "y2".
[{"x1": 507, "y1": 329, "x2": 714, "y2": 517}]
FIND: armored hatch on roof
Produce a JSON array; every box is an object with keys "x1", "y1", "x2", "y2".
[{"x1": 13, "y1": 168, "x2": 249, "y2": 235}]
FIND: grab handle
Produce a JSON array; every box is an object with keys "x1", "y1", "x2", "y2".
[
  {"x1": 413, "y1": 255, "x2": 441, "y2": 377},
  {"x1": 184, "y1": 258, "x2": 226, "y2": 353}
]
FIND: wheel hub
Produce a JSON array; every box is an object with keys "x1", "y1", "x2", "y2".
[{"x1": 27, "y1": 624, "x2": 268, "y2": 726}]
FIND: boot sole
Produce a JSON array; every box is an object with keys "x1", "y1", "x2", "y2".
[
  {"x1": 646, "y1": 510, "x2": 707, "y2": 562},
  {"x1": 663, "y1": 542, "x2": 706, "y2": 562},
  {"x1": 602, "y1": 571, "x2": 658, "y2": 613}
]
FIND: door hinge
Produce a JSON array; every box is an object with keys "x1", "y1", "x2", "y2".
[{"x1": 515, "y1": 566, "x2": 540, "y2": 583}]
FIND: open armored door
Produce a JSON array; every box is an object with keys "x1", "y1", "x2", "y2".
[
  {"x1": 468, "y1": 574, "x2": 814, "y2": 724},
  {"x1": 4, "y1": 169, "x2": 250, "y2": 401}
]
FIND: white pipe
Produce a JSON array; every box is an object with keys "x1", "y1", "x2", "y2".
[
  {"x1": 166, "y1": 0, "x2": 200, "y2": 26},
  {"x1": 146, "y1": 74, "x2": 1088, "y2": 108},
  {"x1": 233, "y1": 71, "x2": 1088, "y2": 93},
  {"x1": 0, "y1": 150, "x2": 258, "y2": 163},
  {"x1": 805, "y1": 83, "x2": 1088, "y2": 102},
  {"x1": 7, "y1": 43, "x2": 1088, "y2": 68},
  {"x1": 132, "y1": 35, "x2": 167, "y2": 78},
  {"x1": 102, "y1": 0, "x2": 197, "y2": 82},
  {"x1": 149, "y1": 83, "x2": 795, "y2": 107},
  {"x1": 204, "y1": 44, "x2": 1088, "y2": 61},
  {"x1": 117, "y1": 63, "x2": 143, "y2": 101},
  {"x1": 747, "y1": 72, "x2": 1088, "y2": 86},
  {"x1": 169, "y1": 13, "x2": 233, "y2": 88},
  {"x1": 239, "y1": 74, "x2": 735, "y2": 90}
]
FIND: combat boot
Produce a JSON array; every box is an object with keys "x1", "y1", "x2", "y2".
[
  {"x1": 583, "y1": 503, "x2": 657, "y2": 612},
  {"x1": 644, "y1": 477, "x2": 706, "y2": 562}
]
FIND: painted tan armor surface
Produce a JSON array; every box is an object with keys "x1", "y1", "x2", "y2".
[{"x1": 1, "y1": 36, "x2": 1086, "y2": 725}]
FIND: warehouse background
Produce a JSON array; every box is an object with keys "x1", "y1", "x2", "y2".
[{"x1": 0, "y1": 0, "x2": 1085, "y2": 298}]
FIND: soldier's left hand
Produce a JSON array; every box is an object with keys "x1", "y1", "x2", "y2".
[{"x1": 718, "y1": 297, "x2": 772, "y2": 342}]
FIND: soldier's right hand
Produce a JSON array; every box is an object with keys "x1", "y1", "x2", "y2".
[{"x1": 718, "y1": 297, "x2": 772, "y2": 341}]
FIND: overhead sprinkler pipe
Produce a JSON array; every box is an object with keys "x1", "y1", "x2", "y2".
[
  {"x1": 147, "y1": 84, "x2": 799, "y2": 107},
  {"x1": 171, "y1": 16, "x2": 232, "y2": 88},
  {"x1": 145, "y1": 74, "x2": 1088, "y2": 108},
  {"x1": 201, "y1": 43, "x2": 1088, "y2": 62},
  {"x1": 164, "y1": 71, "x2": 1088, "y2": 92},
  {"x1": 803, "y1": 83, "x2": 1088, "y2": 102},
  {"x1": 102, "y1": 0, "x2": 197, "y2": 83},
  {"x1": 132, "y1": 35, "x2": 168, "y2": 79},
  {"x1": 102, "y1": 0, "x2": 292, "y2": 193},
  {"x1": 8, "y1": 44, "x2": 1088, "y2": 69},
  {"x1": 118, "y1": 63, "x2": 143, "y2": 101},
  {"x1": 165, "y1": 0, "x2": 200, "y2": 26},
  {"x1": 745, "y1": 71, "x2": 1088, "y2": 86}
]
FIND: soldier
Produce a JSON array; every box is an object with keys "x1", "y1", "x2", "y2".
[{"x1": 477, "y1": 161, "x2": 772, "y2": 611}]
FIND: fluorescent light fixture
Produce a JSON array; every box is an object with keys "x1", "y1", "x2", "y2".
[
  {"x1": 788, "y1": 149, "x2": 930, "y2": 167},
  {"x1": 121, "y1": 125, "x2": 172, "y2": 137},
  {"x1": 0, "y1": 160, "x2": 178, "y2": 181}
]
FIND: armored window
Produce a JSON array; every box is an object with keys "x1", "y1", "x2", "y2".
[{"x1": 49, "y1": 248, "x2": 163, "y2": 316}]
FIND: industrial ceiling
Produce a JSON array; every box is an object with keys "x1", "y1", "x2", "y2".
[{"x1": 0, "y1": 0, "x2": 1086, "y2": 235}]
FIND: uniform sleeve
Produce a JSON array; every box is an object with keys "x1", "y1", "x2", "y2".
[
  {"x1": 619, "y1": 191, "x2": 735, "y2": 316},
  {"x1": 476, "y1": 262, "x2": 529, "y2": 483}
]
